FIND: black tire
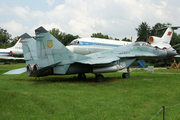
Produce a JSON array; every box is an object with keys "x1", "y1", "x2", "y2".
[
  {"x1": 78, "y1": 73, "x2": 86, "y2": 80},
  {"x1": 96, "y1": 74, "x2": 104, "y2": 82},
  {"x1": 122, "y1": 73, "x2": 130, "y2": 78}
]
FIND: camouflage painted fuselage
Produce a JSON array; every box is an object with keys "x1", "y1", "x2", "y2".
[{"x1": 12, "y1": 27, "x2": 178, "y2": 77}]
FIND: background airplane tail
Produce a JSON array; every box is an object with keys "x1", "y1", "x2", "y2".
[
  {"x1": 12, "y1": 38, "x2": 22, "y2": 48},
  {"x1": 149, "y1": 26, "x2": 180, "y2": 49},
  {"x1": 161, "y1": 27, "x2": 173, "y2": 44}
]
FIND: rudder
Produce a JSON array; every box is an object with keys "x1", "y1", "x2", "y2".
[
  {"x1": 161, "y1": 27, "x2": 173, "y2": 44},
  {"x1": 20, "y1": 33, "x2": 38, "y2": 66}
]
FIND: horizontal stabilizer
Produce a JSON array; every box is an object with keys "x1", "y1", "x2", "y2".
[
  {"x1": 157, "y1": 26, "x2": 180, "y2": 30},
  {"x1": 29, "y1": 62, "x2": 60, "y2": 77},
  {"x1": 3, "y1": 67, "x2": 26, "y2": 74}
]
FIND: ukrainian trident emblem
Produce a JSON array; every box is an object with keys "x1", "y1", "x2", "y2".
[{"x1": 46, "y1": 39, "x2": 53, "y2": 49}]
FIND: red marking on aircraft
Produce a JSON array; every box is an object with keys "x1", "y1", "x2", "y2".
[
  {"x1": 168, "y1": 32, "x2": 172, "y2": 36},
  {"x1": 10, "y1": 51, "x2": 12, "y2": 55}
]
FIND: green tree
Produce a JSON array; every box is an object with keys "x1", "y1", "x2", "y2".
[
  {"x1": 10, "y1": 36, "x2": 20, "y2": 47},
  {"x1": 49, "y1": 28, "x2": 79, "y2": 45},
  {"x1": 91, "y1": 33, "x2": 109, "y2": 39},
  {"x1": 169, "y1": 32, "x2": 180, "y2": 53},
  {"x1": 0, "y1": 27, "x2": 12, "y2": 48},
  {"x1": 49, "y1": 28, "x2": 66, "y2": 42},
  {"x1": 63, "y1": 34, "x2": 79, "y2": 45},
  {"x1": 115, "y1": 38, "x2": 119, "y2": 40},
  {"x1": 135, "y1": 22, "x2": 151, "y2": 42},
  {"x1": 0, "y1": 34, "x2": 8, "y2": 48},
  {"x1": 122, "y1": 37, "x2": 131, "y2": 42},
  {"x1": 151, "y1": 23, "x2": 172, "y2": 37}
]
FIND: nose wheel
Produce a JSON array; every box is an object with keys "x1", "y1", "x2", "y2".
[
  {"x1": 122, "y1": 73, "x2": 130, "y2": 78},
  {"x1": 122, "y1": 67, "x2": 130, "y2": 78}
]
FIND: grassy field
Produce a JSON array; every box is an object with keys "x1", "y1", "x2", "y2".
[{"x1": 0, "y1": 63, "x2": 180, "y2": 120}]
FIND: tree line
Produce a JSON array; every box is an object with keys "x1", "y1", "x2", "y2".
[
  {"x1": 1, "y1": 22, "x2": 180, "y2": 65},
  {"x1": 1, "y1": 22, "x2": 180, "y2": 50},
  {"x1": 0, "y1": 27, "x2": 123, "y2": 48}
]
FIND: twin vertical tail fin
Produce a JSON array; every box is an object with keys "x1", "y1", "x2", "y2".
[
  {"x1": 23, "y1": 26, "x2": 89, "y2": 76},
  {"x1": 5, "y1": 26, "x2": 89, "y2": 76},
  {"x1": 20, "y1": 33, "x2": 38, "y2": 66},
  {"x1": 35, "y1": 26, "x2": 76, "y2": 67},
  {"x1": 35, "y1": 26, "x2": 89, "y2": 65},
  {"x1": 3, "y1": 34, "x2": 37, "y2": 75}
]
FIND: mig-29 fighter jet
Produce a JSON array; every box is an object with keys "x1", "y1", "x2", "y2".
[{"x1": 4, "y1": 26, "x2": 178, "y2": 82}]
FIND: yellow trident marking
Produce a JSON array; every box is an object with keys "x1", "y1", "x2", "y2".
[{"x1": 46, "y1": 39, "x2": 53, "y2": 49}]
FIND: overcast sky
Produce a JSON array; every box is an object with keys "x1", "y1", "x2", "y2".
[{"x1": 0, "y1": 0, "x2": 180, "y2": 41}]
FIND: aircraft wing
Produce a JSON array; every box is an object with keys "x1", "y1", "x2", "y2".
[
  {"x1": 76, "y1": 56, "x2": 120, "y2": 65},
  {"x1": 75, "y1": 45, "x2": 164, "y2": 65}
]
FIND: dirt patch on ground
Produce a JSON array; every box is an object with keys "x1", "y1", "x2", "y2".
[
  {"x1": 143, "y1": 79, "x2": 153, "y2": 80},
  {"x1": 118, "y1": 67, "x2": 166, "y2": 72}
]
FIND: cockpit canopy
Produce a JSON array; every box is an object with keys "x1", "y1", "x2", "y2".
[
  {"x1": 134, "y1": 42, "x2": 150, "y2": 46},
  {"x1": 68, "y1": 39, "x2": 81, "y2": 46}
]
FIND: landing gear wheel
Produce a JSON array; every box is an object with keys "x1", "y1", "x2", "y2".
[
  {"x1": 122, "y1": 73, "x2": 130, "y2": 78},
  {"x1": 96, "y1": 74, "x2": 104, "y2": 82},
  {"x1": 78, "y1": 73, "x2": 86, "y2": 80}
]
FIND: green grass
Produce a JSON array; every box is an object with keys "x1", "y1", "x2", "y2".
[{"x1": 1, "y1": 63, "x2": 180, "y2": 119}]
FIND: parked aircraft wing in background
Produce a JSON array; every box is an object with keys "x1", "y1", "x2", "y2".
[{"x1": 0, "y1": 38, "x2": 23, "y2": 60}]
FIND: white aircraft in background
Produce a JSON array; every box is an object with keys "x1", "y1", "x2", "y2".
[
  {"x1": 66, "y1": 38, "x2": 132, "y2": 55},
  {"x1": 0, "y1": 39, "x2": 23, "y2": 60},
  {"x1": 149, "y1": 26, "x2": 180, "y2": 50},
  {"x1": 66, "y1": 26, "x2": 180, "y2": 55}
]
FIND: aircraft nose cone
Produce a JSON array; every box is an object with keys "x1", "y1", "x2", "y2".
[
  {"x1": 166, "y1": 50, "x2": 178, "y2": 58},
  {"x1": 66, "y1": 46, "x2": 74, "y2": 52}
]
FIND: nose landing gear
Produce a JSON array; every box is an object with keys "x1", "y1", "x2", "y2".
[
  {"x1": 122, "y1": 73, "x2": 130, "y2": 78},
  {"x1": 122, "y1": 67, "x2": 130, "y2": 78}
]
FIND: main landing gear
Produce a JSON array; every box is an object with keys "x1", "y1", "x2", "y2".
[
  {"x1": 77, "y1": 73, "x2": 105, "y2": 82},
  {"x1": 122, "y1": 67, "x2": 130, "y2": 78},
  {"x1": 94, "y1": 74, "x2": 104, "y2": 82},
  {"x1": 78, "y1": 73, "x2": 86, "y2": 80},
  {"x1": 77, "y1": 67, "x2": 130, "y2": 81}
]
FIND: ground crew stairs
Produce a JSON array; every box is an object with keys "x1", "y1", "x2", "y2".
[
  {"x1": 131, "y1": 60, "x2": 147, "y2": 68},
  {"x1": 138, "y1": 60, "x2": 147, "y2": 68}
]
